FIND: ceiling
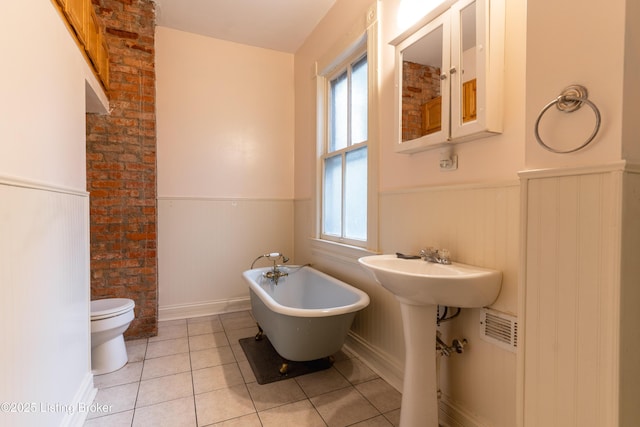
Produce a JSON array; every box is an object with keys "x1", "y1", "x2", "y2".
[{"x1": 154, "y1": 0, "x2": 337, "y2": 53}]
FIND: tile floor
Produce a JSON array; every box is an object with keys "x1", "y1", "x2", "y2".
[{"x1": 84, "y1": 310, "x2": 402, "y2": 427}]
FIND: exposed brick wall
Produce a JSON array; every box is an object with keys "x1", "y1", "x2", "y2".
[
  {"x1": 402, "y1": 61, "x2": 440, "y2": 141},
  {"x1": 86, "y1": 0, "x2": 157, "y2": 339}
]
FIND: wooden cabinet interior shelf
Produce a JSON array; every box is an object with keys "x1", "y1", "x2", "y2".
[
  {"x1": 462, "y1": 78, "x2": 477, "y2": 123},
  {"x1": 422, "y1": 97, "x2": 442, "y2": 136}
]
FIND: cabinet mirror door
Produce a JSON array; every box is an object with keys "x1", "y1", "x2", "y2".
[
  {"x1": 398, "y1": 13, "x2": 450, "y2": 149},
  {"x1": 393, "y1": 0, "x2": 502, "y2": 154},
  {"x1": 451, "y1": 0, "x2": 486, "y2": 139},
  {"x1": 459, "y1": 1, "x2": 477, "y2": 124}
]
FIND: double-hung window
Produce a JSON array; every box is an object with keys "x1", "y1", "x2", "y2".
[
  {"x1": 316, "y1": 5, "x2": 378, "y2": 251},
  {"x1": 321, "y1": 50, "x2": 369, "y2": 245}
]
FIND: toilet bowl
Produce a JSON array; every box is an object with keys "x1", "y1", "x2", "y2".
[{"x1": 90, "y1": 298, "x2": 135, "y2": 375}]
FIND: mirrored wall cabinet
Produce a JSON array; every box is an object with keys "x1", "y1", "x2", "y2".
[{"x1": 391, "y1": 0, "x2": 504, "y2": 154}]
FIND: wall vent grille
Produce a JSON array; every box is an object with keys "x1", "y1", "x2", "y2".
[{"x1": 480, "y1": 308, "x2": 517, "y2": 353}]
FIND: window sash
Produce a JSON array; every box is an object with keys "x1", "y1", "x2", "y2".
[{"x1": 321, "y1": 51, "x2": 368, "y2": 245}]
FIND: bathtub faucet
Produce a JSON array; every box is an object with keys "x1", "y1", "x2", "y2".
[
  {"x1": 251, "y1": 252, "x2": 290, "y2": 284},
  {"x1": 419, "y1": 247, "x2": 451, "y2": 265}
]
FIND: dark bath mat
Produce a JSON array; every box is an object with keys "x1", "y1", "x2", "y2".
[{"x1": 238, "y1": 336, "x2": 333, "y2": 385}]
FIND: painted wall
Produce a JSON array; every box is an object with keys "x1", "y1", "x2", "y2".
[
  {"x1": 155, "y1": 27, "x2": 295, "y2": 318},
  {"x1": 293, "y1": 0, "x2": 526, "y2": 425},
  {"x1": 521, "y1": 0, "x2": 640, "y2": 425},
  {"x1": 525, "y1": 0, "x2": 627, "y2": 168},
  {"x1": 0, "y1": 1, "x2": 103, "y2": 426}
]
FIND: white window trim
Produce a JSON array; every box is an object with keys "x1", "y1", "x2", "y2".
[{"x1": 313, "y1": 2, "x2": 379, "y2": 253}]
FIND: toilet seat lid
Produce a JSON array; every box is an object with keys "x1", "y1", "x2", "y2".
[{"x1": 91, "y1": 298, "x2": 135, "y2": 320}]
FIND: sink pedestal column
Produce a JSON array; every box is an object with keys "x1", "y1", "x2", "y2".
[{"x1": 398, "y1": 302, "x2": 439, "y2": 427}]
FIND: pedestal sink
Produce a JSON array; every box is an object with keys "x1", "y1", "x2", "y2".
[{"x1": 358, "y1": 254, "x2": 502, "y2": 427}]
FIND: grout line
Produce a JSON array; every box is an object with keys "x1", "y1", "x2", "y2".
[
  {"x1": 187, "y1": 327, "x2": 200, "y2": 427},
  {"x1": 129, "y1": 338, "x2": 147, "y2": 427}
]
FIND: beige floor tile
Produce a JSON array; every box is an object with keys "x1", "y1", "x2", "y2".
[
  {"x1": 384, "y1": 408, "x2": 401, "y2": 426},
  {"x1": 84, "y1": 410, "x2": 134, "y2": 426},
  {"x1": 146, "y1": 337, "x2": 189, "y2": 359},
  {"x1": 225, "y1": 327, "x2": 257, "y2": 345},
  {"x1": 188, "y1": 332, "x2": 229, "y2": 351},
  {"x1": 188, "y1": 316, "x2": 224, "y2": 336},
  {"x1": 190, "y1": 346, "x2": 236, "y2": 370},
  {"x1": 295, "y1": 367, "x2": 350, "y2": 398},
  {"x1": 132, "y1": 396, "x2": 196, "y2": 427},
  {"x1": 87, "y1": 382, "x2": 138, "y2": 419},
  {"x1": 89, "y1": 311, "x2": 402, "y2": 427},
  {"x1": 355, "y1": 378, "x2": 402, "y2": 413},
  {"x1": 93, "y1": 361, "x2": 143, "y2": 389},
  {"x1": 136, "y1": 372, "x2": 193, "y2": 408},
  {"x1": 192, "y1": 363, "x2": 244, "y2": 394},
  {"x1": 237, "y1": 359, "x2": 257, "y2": 384},
  {"x1": 331, "y1": 349, "x2": 354, "y2": 363},
  {"x1": 350, "y1": 415, "x2": 394, "y2": 426},
  {"x1": 211, "y1": 413, "x2": 262, "y2": 426},
  {"x1": 246, "y1": 379, "x2": 307, "y2": 411},
  {"x1": 195, "y1": 384, "x2": 256, "y2": 425},
  {"x1": 258, "y1": 399, "x2": 326, "y2": 427},
  {"x1": 230, "y1": 342, "x2": 247, "y2": 362},
  {"x1": 149, "y1": 320, "x2": 188, "y2": 342},
  {"x1": 310, "y1": 386, "x2": 379, "y2": 427},
  {"x1": 141, "y1": 353, "x2": 191, "y2": 380},
  {"x1": 333, "y1": 358, "x2": 378, "y2": 385},
  {"x1": 125, "y1": 339, "x2": 148, "y2": 363},
  {"x1": 220, "y1": 311, "x2": 256, "y2": 331},
  {"x1": 187, "y1": 314, "x2": 221, "y2": 324}
]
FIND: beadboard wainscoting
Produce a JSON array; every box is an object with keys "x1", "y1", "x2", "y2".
[
  {"x1": 0, "y1": 179, "x2": 94, "y2": 427},
  {"x1": 295, "y1": 180, "x2": 520, "y2": 427},
  {"x1": 520, "y1": 162, "x2": 640, "y2": 427},
  {"x1": 157, "y1": 197, "x2": 294, "y2": 320}
]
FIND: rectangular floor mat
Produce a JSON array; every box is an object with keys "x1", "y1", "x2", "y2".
[{"x1": 238, "y1": 336, "x2": 333, "y2": 385}]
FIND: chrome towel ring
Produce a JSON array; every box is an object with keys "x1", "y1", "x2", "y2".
[{"x1": 534, "y1": 85, "x2": 601, "y2": 154}]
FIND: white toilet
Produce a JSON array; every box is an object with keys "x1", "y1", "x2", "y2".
[{"x1": 90, "y1": 298, "x2": 135, "y2": 375}]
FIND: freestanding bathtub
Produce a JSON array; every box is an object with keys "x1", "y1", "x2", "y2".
[{"x1": 242, "y1": 265, "x2": 370, "y2": 362}]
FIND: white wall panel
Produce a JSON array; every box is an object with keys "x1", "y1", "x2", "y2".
[
  {"x1": 521, "y1": 168, "x2": 623, "y2": 427},
  {"x1": 158, "y1": 198, "x2": 293, "y2": 319},
  {"x1": 619, "y1": 171, "x2": 640, "y2": 425},
  {"x1": 0, "y1": 182, "x2": 91, "y2": 427}
]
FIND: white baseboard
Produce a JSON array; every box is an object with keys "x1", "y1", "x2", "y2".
[
  {"x1": 439, "y1": 395, "x2": 490, "y2": 427},
  {"x1": 344, "y1": 332, "x2": 404, "y2": 392},
  {"x1": 60, "y1": 373, "x2": 97, "y2": 427},
  {"x1": 159, "y1": 297, "x2": 251, "y2": 321},
  {"x1": 345, "y1": 333, "x2": 486, "y2": 427}
]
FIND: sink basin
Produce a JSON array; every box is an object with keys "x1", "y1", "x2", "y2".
[
  {"x1": 358, "y1": 254, "x2": 502, "y2": 426},
  {"x1": 358, "y1": 254, "x2": 502, "y2": 307}
]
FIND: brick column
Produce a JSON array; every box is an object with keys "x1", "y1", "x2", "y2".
[{"x1": 86, "y1": 0, "x2": 157, "y2": 338}]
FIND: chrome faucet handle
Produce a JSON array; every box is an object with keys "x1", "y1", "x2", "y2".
[
  {"x1": 437, "y1": 249, "x2": 451, "y2": 264},
  {"x1": 419, "y1": 247, "x2": 437, "y2": 257}
]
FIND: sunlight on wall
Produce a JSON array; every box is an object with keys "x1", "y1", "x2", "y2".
[{"x1": 396, "y1": 0, "x2": 447, "y2": 29}]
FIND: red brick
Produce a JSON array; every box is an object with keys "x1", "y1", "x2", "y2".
[{"x1": 87, "y1": 0, "x2": 156, "y2": 340}]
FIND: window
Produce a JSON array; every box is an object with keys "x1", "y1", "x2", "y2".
[
  {"x1": 315, "y1": 5, "x2": 378, "y2": 251},
  {"x1": 321, "y1": 51, "x2": 369, "y2": 245}
]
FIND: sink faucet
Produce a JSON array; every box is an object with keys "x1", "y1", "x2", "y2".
[{"x1": 419, "y1": 247, "x2": 451, "y2": 265}]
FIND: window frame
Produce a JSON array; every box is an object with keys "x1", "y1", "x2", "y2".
[
  {"x1": 314, "y1": 11, "x2": 379, "y2": 252},
  {"x1": 321, "y1": 50, "x2": 369, "y2": 245}
]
